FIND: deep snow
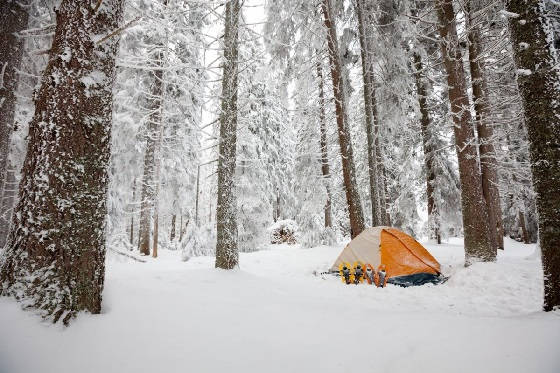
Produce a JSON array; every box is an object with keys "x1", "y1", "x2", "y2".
[{"x1": 1, "y1": 237, "x2": 559, "y2": 373}]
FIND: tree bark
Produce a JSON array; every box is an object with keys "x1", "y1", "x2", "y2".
[
  {"x1": 467, "y1": 5, "x2": 504, "y2": 250},
  {"x1": 321, "y1": 0, "x2": 365, "y2": 238},
  {"x1": 506, "y1": 0, "x2": 560, "y2": 311},
  {"x1": 434, "y1": 0, "x2": 494, "y2": 264},
  {"x1": 413, "y1": 52, "x2": 441, "y2": 243},
  {"x1": 355, "y1": 0, "x2": 381, "y2": 227},
  {"x1": 316, "y1": 62, "x2": 333, "y2": 229},
  {"x1": 0, "y1": 0, "x2": 29, "y2": 246},
  {"x1": 0, "y1": 0, "x2": 124, "y2": 324},
  {"x1": 215, "y1": 0, "x2": 240, "y2": 269}
]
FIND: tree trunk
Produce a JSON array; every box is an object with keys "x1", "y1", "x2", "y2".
[
  {"x1": 0, "y1": 0, "x2": 124, "y2": 324},
  {"x1": 170, "y1": 214, "x2": 176, "y2": 241},
  {"x1": 152, "y1": 95, "x2": 164, "y2": 259},
  {"x1": 376, "y1": 129, "x2": 389, "y2": 226},
  {"x1": 434, "y1": 0, "x2": 494, "y2": 264},
  {"x1": 413, "y1": 52, "x2": 441, "y2": 243},
  {"x1": 0, "y1": 1, "x2": 29, "y2": 242},
  {"x1": 152, "y1": 211, "x2": 158, "y2": 258},
  {"x1": 215, "y1": 0, "x2": 240, "y2": 269},
  {"x1": 195, "y1": 164, "x2": 200, "y2": 225},
  {"x1": 355, "y1": 0, "x2": 381, "y2": 227},
  {"x1": 129, "y1": 178, "x2": 136, "y2": 246},
  {"x1": 316, "y1": 62, "x2": 333, "y2": 229},
  {"x1": 467, "y1": 5, "x2": 504, "y2": 250},
  {"x1": 321, "y1": 0, "x2": 365, "y2": 239},
  {"x1": 518, "y1": 210, "x2": 529, "y2": 244},
  {"x1": 0, "y1": 164, "x2": 17, "y2": 249},
  {"x1": 179, "y1": 214, "x2": 184, "y2": 241},
  {"x1": 138, "y1": 50, "x2": 164, "y2": 256},
  {"x1": 506, "y1": 0, "x2": 560, "y2": 311}
]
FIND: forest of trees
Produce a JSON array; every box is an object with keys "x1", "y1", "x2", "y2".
[{"x1": 0, "y1": 0, "x2": 558, "y2": 323}]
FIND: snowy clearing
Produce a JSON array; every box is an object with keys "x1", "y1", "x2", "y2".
[{"x1": 1, "y1": 237, "x2": 559, "y2": 373}]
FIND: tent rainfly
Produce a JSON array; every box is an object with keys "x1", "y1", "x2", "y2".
[{"x1": 331, "y1": 227, "x2": 443, "y2": 286}]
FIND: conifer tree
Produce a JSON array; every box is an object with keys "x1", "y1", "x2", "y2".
[
  {"x1": 506, "y1": 0, "x2": 560, "y2": 311},
  {"x1": 0, "y1": 0, "x2": 124, "y2": 324},
  {"x1": 434, "y1": 0, "x2": 494, "y2": 264},
  {"x1": 216, "y1": 0, "x2": 241, "y2": 269}
]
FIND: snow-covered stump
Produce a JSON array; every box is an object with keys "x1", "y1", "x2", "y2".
[{"x1": 0, "y1": 0, "x2": 124, "y2": 324}]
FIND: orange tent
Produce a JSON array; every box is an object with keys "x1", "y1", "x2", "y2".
[{"x1": 331, "y1": 227, "x2": 443, "y2": 286}]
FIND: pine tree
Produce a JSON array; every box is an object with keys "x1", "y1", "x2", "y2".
[
  {"x1": 413, "y1": 52, "x2": 440, "y2": 243},
  {"x1": 506, "y1": 0, "x2": 560, "y2": 311},
  {"x1": 316, "y1": 62, "x2": 333, "y2": 229},
  {"x1": 355, "y1": 0, "x2": 381, "y2": 227},
  {"x1": 320, "y1": 0, "x2": 365, "y2": 239},
  {"x1": 466, "y1": 0, "x2": 504, "y2": 250},
  {"x1": 0, "y1": 0, "x2": 124, "y2": 324},
  {"x1": 215, "y1": 0, "x2": 241, "y2": 269},
  {"x1": 434, "y1": 0, "x2": 494, "y2": 264}
]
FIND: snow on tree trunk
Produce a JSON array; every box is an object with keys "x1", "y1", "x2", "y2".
[
  {"x1": 316, "y1": 62, "x2": 333, "y2": 229},
  {"x1": 215, "y1": 0, "x2": 240, "y2": 269},
  {"x1": 321, "y1": 0, "x2": 365, "y2": 239},
  {"x1": 0, "y1": 0, "x2": 124, "y2": 324},
  {"x1": 467, "y1": 6, "x2": 504, "y2": 250},
  {"x1": 355, "y1": 0, "x2": 381, "y2": 227},
  {"x1": 0, "y1": 0, "x2": 29, "y2": 247},
  {"x1": 506, "y1": 0, "x2": 560, "y2": 311},
  {"x1": 413, "y1": 52, "x2": 441, "y2": 244},
  {"x1": 434, "y1": 0, "x2": 494, "y2": 264}
]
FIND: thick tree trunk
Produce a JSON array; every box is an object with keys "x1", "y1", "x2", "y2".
[
  {"x1": 467, "y1": 7, "x2": 504, "y2": 250},
  {"x1": 321, "y1": 0, "x2": 365, "y2": 238},
  {"x1": 0, "y1": 164, "x2": 17, "y2": 249},
  {"x1": 0, "y1": 1, "x2": 29, "y2": 245},
  {"x1": 215, "y1": 0, "x2": 240, "y2": 269},
  {"x1": 0, "y1": 0, "x2": 124, "y2": 324},
  {"x1": 413, "y1": 52, "x2": 441, "y2": 243},
  {"x1": 355, "y1": 0, "x2": 381, "y2": 227},
  {"x1": 435, "y1": 0, "x2": 494, "y2": 264},
  {"x1": 506, "y1": 0, "x2": 560, "y2": 311},
  {"x1": 316, "y1": 62, "x2": 333, "y2": 229}
]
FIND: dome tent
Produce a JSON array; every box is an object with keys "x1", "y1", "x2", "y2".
[{"x1": 331, "y1": 227, "x2": 443, "y2": 286}]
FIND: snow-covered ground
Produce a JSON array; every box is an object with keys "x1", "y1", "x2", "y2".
[{"x1": 1, "y1": 237, "x2": 559, "y2": 373}]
